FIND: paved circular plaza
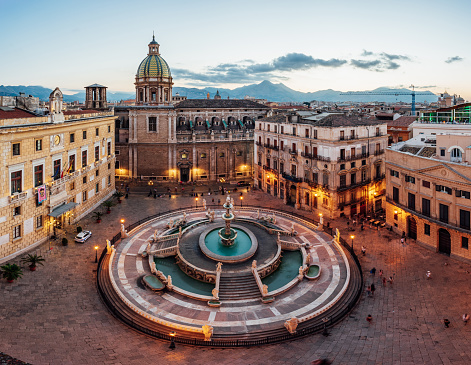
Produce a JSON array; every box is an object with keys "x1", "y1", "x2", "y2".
[{"x1": 2, "y1": 190, "x2": 471, "y2": 364}]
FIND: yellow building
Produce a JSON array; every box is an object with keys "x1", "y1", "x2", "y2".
[{"x1": 0, "y1": 88, "x2": 116, "y2": 262}]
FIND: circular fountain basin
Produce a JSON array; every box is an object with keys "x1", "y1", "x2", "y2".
[{"x1": 199, "y1": 224, "x2": 258, "y2": 263}]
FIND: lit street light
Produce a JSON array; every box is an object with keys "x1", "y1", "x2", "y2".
[
  {"x1": 169, "y1": 331, "x2": 176, "y2": 349},
  {"x1": 195, "y1": 197, "x2": 199, "y2": 208},
  {"x1": 350, "y1": 235, "x2": 354, "y2": 253},
  {"x1": 95, "y1": 245, "x2": 99, "y2": 263},
  {"x1": 240, "y1": 195, "x2": 243, "y2": 206}
]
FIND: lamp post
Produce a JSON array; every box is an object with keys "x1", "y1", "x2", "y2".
[
  {"x1": 240, "y1": 195, "x2": 243, "y2": 206},
  {"x1": 350, "y1": 235, "x2": 354, "y2": 253},
  {"x1": 169, "y1": 331, "x2": 176, "y2": 349},
  {"x1": 120, "y1": 218, "x2": 125, "y2": 224},
  {"x1": 195, "y1": 197, "x2": 199, "y2": 208},
  {"x1": 94, "y1": 246, "x2": 99, "y2": 263}
]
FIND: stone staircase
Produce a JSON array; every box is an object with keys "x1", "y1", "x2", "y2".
[{"x1": 218, "y1": 273, "x2": 261, "y2": 300}]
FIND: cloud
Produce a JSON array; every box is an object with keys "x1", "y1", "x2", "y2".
[
  {"x1": 445, "y1": 56, "x2": 463, "y2": 64},
  {"x1": 351, "y1": 50, "x2": 411, "y2": 71}
]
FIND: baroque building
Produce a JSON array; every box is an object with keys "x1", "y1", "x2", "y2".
[
  {"x1": 0, "y1": 88, "x2": 115, "y2": 262},
  {"x1": 254, "y1": 112, "x2": 387, "y2": 218},
  {"x1": 114, "y1": 36, "x2": 269, "y2": 182}
]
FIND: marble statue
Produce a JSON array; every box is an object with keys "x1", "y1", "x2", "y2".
[
  {"x1": 153, "y1": 230, "x2": 158, "y2": 242},
  {"x1": 178, "y1": 226, "x2": 182, "y2": 238},
  {"x1": 210, "y1": 210, "x2": 215, "y2": 222},
  {"x1": 306, "y1": 253, "x2": 311, "y2": 265},
  {"x1": 257, "y1": 209, "x2": 260, "y2": 219},
  {"x1": 334, "y1": 228, "x2": 340, "y2": 244},
  {"x1": 226, "y1": 195, "x2": 231, "y2": 205},
  {"x1": 202, "y1": 324, "x2": 214, "y2": 341},
  {"x1": 216, "y1": 262, "x2": 223, "y2": 272},
  {"x1": 299, "y1": 266, "x2": 304, "y2": 276},
  {"x1": 106, "y1": 239, "x2": 111, "y2": 253},
  {"x1": 277, "y1": 232, "x2": 281, "y2": 243},
  {"x1": 272, "y1": 213, "x2": 276, "y2": 224},
  {"x1": 121, "y1": 224, "x2": 128, "y2": 238},
  {"x1": 284, "y1": 317, "x2": 299, "y2": 334},
  {"x1": 262, "y1": 284, "x2": 268, "y2": 296},
  {"x1": 168, "y1": 218, "x2": 174, "y2": 229},
  {"x1": 183, "y1": 212, "x2": 187, "y2": 222},
  {"x1": 146, "y1": 242, "x2": 151, "y2": 253},
  {"x1": 252, "y1": 260, "x2": 257, "y2": 269},
  {"x1": 212, "y1": 288, "x2": 219, "y2": 299},
  {"x1": 150, "y1": 261, "x2": 156, "y2": 274},
  {"x1": 319, "y1": 215, "x2": 324, "y2": 226},
  {"x1": 167, "y1": 275, "x2": 173, "y2": 289},
  {"x1": 203, "y1": 199, "x2": 207, "y2": 210}
]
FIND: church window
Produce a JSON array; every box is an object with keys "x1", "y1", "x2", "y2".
[
  {"x1": 148, "y1": 117, "x2": 157, "y2": 132},
  {"x1": 35, "y1": 139, "x2": 42, "y2": 151},
  {"x1": 200, "y1": 153, "x2": 207, "y2": 158},
  {"x1": 181, "y1": 153, "x2": 188, "y2": 159},
  {"x1": 219, "y1": 152, "x2": 225, "y2": 158}
]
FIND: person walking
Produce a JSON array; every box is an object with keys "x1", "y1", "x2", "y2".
[
  {"x1": 371, "y1": 283, "x2": 376, "y2": 296},
  {"x1": 370, "y1": 267, "x2": 376, "y2": 276},
  {"x1": 361, "y1": 246, "x2": 366, "y2": 256},
  {"x1": 379, "y1": 269, "x2": 383, "y2": 278},
  {"x1": 462, "y1": 313, "x2": 470, "y2": 325},
  {"x1": 388, "y1": 276, "x2": 394, "y2": 285},
  {"x1": 366, "y1": 285, "x2": 372, "y2": 297},
  {"x1": 382, "y1": 277, "x2": 387, "y2": 286},
  {"x1": 426, "y1": 271, "x2": 431, "y2": 279},
  {"x1": 366, "y1": 314, "x2": 373, "y2": 323},
  {"x1": 444, "y1": 318, "x2": 450, "y2": 328}
]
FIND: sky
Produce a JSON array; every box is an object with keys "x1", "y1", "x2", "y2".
[{"x1": 1, "y1": 0, "x2": 470, "y2": 100}]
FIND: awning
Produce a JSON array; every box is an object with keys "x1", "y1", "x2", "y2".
[{"x1": 48, "y1": 202, "x2": 78, "y2": 218}]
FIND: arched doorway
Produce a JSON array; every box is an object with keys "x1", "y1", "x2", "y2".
[
  {"x1": 407, "y1": 216, "x2": 417, "y2": 240},
  {"x1": 287, "y1": 185, "x2": 296, "y2": 206},
  {"x1": 438, "y1": 228, "x2": 451, "y2": 256}
]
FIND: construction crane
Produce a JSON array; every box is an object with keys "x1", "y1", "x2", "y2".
[{"x1": 339, "y1": 85, "x2": 433, "y2": 116}]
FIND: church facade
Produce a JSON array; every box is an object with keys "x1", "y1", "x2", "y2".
[{"x1": 114, "y1": 36, "x2": 270, "y2": 183}]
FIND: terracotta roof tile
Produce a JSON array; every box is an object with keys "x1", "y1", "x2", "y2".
[{"x1": 0, "y1": 107, "x2": 38, "y2": 119}]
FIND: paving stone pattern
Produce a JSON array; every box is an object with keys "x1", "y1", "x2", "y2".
[{"x1": 1, "y1": 190, "x2": 471, "y2": 364}]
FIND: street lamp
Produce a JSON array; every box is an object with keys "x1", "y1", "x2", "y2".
[
  {"x1": 240, "y1": 195, "x2": 243, "y2": 206},
  {"x1": 350, "y1": 235, "x2": 354, "y2": 253},
  {"x1": 94, "y1": 246, "x2": 99, "y2": 263},
  {"x1": 169, "y1": 331, "x2": 176, "y2": 349},
  {"x1": 120, "y1": 218, "x2": 125, "y2": 224},
  {"x1": 195, "y1": 197, "x2": 199, "y2": 208}
]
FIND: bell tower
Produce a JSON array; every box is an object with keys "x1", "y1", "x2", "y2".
[{"x1": 85, "y1": 84, "x2": 108, "y2": 109}]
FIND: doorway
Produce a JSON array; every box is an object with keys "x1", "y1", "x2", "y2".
[
  {"x1": 180, "y1": 167, "x2": 189, "y2": 182},
  {"x1": 407, "y1": 216, "x2": 417, "y2": 240},
  {"x1": 438, "y1": 228, "x2": 451, "y2": 255}
]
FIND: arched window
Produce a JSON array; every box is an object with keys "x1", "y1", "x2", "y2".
[{"x1": 451, "y1": 148, "x2": 462, "y2": 162}]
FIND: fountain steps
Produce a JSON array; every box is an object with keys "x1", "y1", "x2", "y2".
[{"x1": 218, "y1": 274, "x2": 261, "y2": 300}]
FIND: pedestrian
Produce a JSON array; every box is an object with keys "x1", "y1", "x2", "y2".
[
  {"x1": 444, "y1": 318, "x2": 450, "y2": 328},
  {"x1": 426, "y1": 271, "x2": 431, "y2": 279},
  {"x1": 388, "y1": 276, "x2": 394, "y2": 285},
  {"x1": 347, "y1": 221, "x2": 350, "y2": 231},
  {"x1": 353, "y1": 219, "x2": 356, "y2": 227},
  {"x1": 370, "y1": 267, "x2": 376, "y2": 276},
  {"x1": 371, "y1": 283, "x2": 375, "y2": 296},
  {"x1": 400, "y1": 238, "x2": 404, "y2": 245},
  {"x1": 361, "y1": 246, "x2": 366, "y2": 255},
  {"x1": 462, "y1": 313, "x2": 470, "y2": 325},
  {"x1": 366, "y1": 285, "x2": 372, "y2": 297},
  {"x1": 382, "y1": 277, "x2": 387, "y2": 286},
  {"x1": 366, "y1": 314, "x2": 373, "y2": 323},
  {"x1": 379, "y1": 269, "x2": 383, "y2": 278}
]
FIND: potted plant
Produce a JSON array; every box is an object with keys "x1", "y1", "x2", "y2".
[
  {"x1": 21, "y1": 254, "x2": 45, "y2": 271},
  {"x1": 62, "y1": 237, "x2": 68, "y2": 246},
  {"x1": 113, "y1": 191, "x2": 124, "y2": 204},
  {"x1": 102, "y1": 200, "x2": 115, "y2": 214},
  {"x1": 1, "y1": 263, "x2": 23, "y2": 283},
  {"x1": 93, "y1": 211, "x2": 103, "y2": 223}
]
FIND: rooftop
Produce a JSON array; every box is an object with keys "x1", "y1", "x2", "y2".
[
  {"x1": 0, "y1": 107, "x2": 39, "y2": 119},
  {"x1": 175, "y1": 99, "x2": 269, "y2": 109}
]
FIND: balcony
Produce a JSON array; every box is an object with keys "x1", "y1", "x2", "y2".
[
  {"x1": 374, "y1": 149, "x2": 385, "y2": 156},
  {"x1": 300, "y1": 152, "x2": 331, "y2": 162},
  {"x1": 337, "y1": 178, "x2": 371, "y2": 192},
  {"x1": 338, "y1": 152, "x2": 369, "y2": 162},
  {"x1": 255, "y1": 141, "x2": 262, "y2": 146},
  {"x1": 9, "y1": 191, "x2": 28, "y2": 204},
  {"x1": 263, "y1": 165, "x2": 278, "y2": 175},
  {"x1": 339, "y1": 135, "x2": 358, "y2": 141},
  {"x1": 374, "y1": 173, "x2": 386, "y2": 181},
  {"x1": 282, "y1": 172, "x2": 302, "y2": 183},
  {"x1": 288, "y1": 149, "x2": 298, "y2": 156}
]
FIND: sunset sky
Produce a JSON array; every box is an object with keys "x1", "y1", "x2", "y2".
[{"x1": 1, "y1": 0, "x2": 470, "y2": 99}]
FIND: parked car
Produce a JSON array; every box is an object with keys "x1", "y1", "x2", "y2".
[
  {"x1": 237, "y1": 181, "x2": 251, "y2": 187},
  {"x1": 74, "y1": 230, "x2": 92, "y2": 243}
]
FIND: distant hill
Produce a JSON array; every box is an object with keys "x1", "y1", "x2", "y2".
[{"x1": 1, "y1": 81, "x2": 438, "y2": 104}]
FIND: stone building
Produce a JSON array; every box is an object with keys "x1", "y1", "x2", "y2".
[
  {"x1": 114, "y1": 36, "x2": 269, "y2": 182},
  {"x1": 254, "y1": 112, "x2": 387, "y2": 218},
  {"x1": 386, "y1": 132, "x2": 471, "y2": 260},
  {"x1": 0, "y1": 88, "x2": 115, "y2": 262}
]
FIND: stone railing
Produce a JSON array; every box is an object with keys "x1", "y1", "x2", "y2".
[
  {"x1": 152, "y1": 246, "x2": 178, "y2": 258},
  {"x1": 9, "y1": 191, "x2": 28, "y2": 204},
  {"x1": 175, "y1": 246, "x2": 217, "y2": 284}
]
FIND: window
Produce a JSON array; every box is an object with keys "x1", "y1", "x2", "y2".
[
  {"x1": 95, "y1": 128, "x2": 99, "y2": 137},
  {"x1": 362, "y1": 145, "x2": 367, "y2": 155},
  {"x1": 392, "y1": 186, "x2": 399, "y2": 203},
  {"x1": 376, "y1": 127, "x2": 380, "y2": 136},
  {"x1": 291, "y1": 165, "x2": 297, "y2": 176},
  {"x1": 13, "y1": 206, "x2": 21, "y2": 216},
  {"x1": 390, "y1": 169, "x2": 399, "y2": 178},
  {"x1": 82, "y1": 150, "x2": 87, "y2": 168},
  {"x1": 11, "y1": 171, "x2": 22, "y2": 194},
  {"x1": 340, "y1": 174, "x2": 346, "y2": 187},
  {"x1": 34, "y1": 165, "x2": 43, "y2": 187},
  {"x1": 456, "y1": 190, "x2": 471, "y2": 199},
  {"x1": 201, "y1": 153, "x2": 207, "y2": 158},
  {"x1": 361, "y1": 169, "x2": 367, "y2": 181},
  {"x1": 280, "y1": 140, "x2": 284, "y2": 150},
  {"x1": 350, "y1": 173, "x2": 356, "y2": 185},
  {"x1": 460, "y1": 210, "x2": 470, "y2": 230},
  {"x1": 436, "y1": 184, "x2": 452, "y2": 195},
  {"x1": 305, "y1": 129, "x2": 309, "y2": 138},
  {"x1": 219, "y1": 152, "x2": 225, "y2": 158},
  {"x1": 313, "y1": 129, "x2": 317, "y2": 139},
  {"x1": 108, "y1": 163, "x2": 111, "y2": 170},
  {"x1": 362, "y1": 159, "x2": 366, "y2": 166},
  {"x1": 398, "y1": 137, "x2": 403, "y2": 142},
  {"x1": 35, "y1": 139, "x2": 42, "y2": 151},
  {"x1": 292, "y1": 127, "x2": 296, "y2": 136},
  {"x1": 440, "y1": 148, "x2": 445, "y2": 156},
  {"x1": 312, "y1": 146, "x2": 317, "y2": 157},
  {"x1": 422, "y1": 198, "x2": 430, "y2": 217},
  {"x1": 408, "y1": 193, "x2": 415, "y2": 211},
  {"x1": 95, "y1": 146, "x2": 100, "y2": 161},
  {"x1": 462, "y1": 237, "x2": 469, "y2": 249},
  {"x1": 95, "y1": 183, "x2": 99, "y2": 193},
  {"x1": 281, "y1": 126, "x2": 284, "y2": 134},
  {"x1": 267, "y1": 125, "x2": 270, "y2": 132},
  {"x1": 266, "y1": 158, "x2": 270, "y2": 168},
  {"x1": 323, "y1": 173, "x2": 329, "y2": 186},
  {"x1": 273, "y1": 160, "x2": 278, "y2": 170},
  {"x1": 340, "y1": 131, "x2": 345, "y2": 140},
  {"x1": 107, "y1": 141, "x2": 111, "y2": 156},
  {"x1": 280, "y1": 162, "x2": 284, "y2": 174},
  {"x1": 70, "y1": 181, "x2": 75, "y2": 190},
  {"x1": 351, "y1": 162, "x2": 356, "y2": 168},
  {"x1": 53, "y1": 159, "x2": 61, "y2": 180},
  {"x1": 422, "y1": 180, "x2": 430, "y2": 188},
  {"x1": 424, "y1": 223, "x2": 430, "y2": 236},
  {"x1": 451, "y1": 148, "x2": 462, "y2": 161},
  {"x1": 405, "y1": 175, "x2": 415, "y2": 184},
  {"x1": 13, "y1": 225, "x2": 21, "y2": 239},
  {"x1": 236, "y1": 151, "x2": 242, "y2": 156},
  {"x1": 439, "y1": 203, "x2": 449, "y2": 223},
  {"x1": 69, "y1": 155, "x2": 75, "y2": 173},
  {"x1": 340, "y1": 164, "x2": 346, "y2": 170},
  {"x1": 323, "y1": 197, "x2": 328, "y2": 206},
  {"x1": 83, "y1": 191, "x2": 87, "y2": 202},
  {"x1": 83, "y1": 130, "x2": 87, "y2": 140},
  {"x1": 96, "y1": 170, "x2": 99, "y2": 177},
  {"x1": 313, "y1": 172, "x2": 318, "y2": 184},
  {"x1": 108, "y1": 175, "x2": 111, "y2": 185},
  {"x1": 70, "y1": 133, "x2": 75, "y2": 143},
  {"x1": 12, "y1": 143, "x2": 20, "y2": 156},
  {"x1": 36, "y1": 215, "x2": 43, "y2": 229},
  {"x1": 305, "y1": 192, "x2": 309, "y2": 205},
  {"x1": 148, "y1": 117, "x2": 157, "y2": 132},
  {"x1": 83, "y1": 176, "x2": 87, "y2": 184},
  {"x1": 108, "y1": 125, "x2": 111, "y2": 133},
  {"x1": 340, "y1": 149, "x2": 345, "y2": 160}
]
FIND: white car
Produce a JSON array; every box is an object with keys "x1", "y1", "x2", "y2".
[{"x1": 74, "y1": 230, "x2": 92, "y2": 243}]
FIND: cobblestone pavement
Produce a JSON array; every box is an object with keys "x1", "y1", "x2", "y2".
[{"x1": 2, "y1": 189, "x2": 471, "y2": 364}]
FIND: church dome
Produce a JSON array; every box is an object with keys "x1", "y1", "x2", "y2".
[{"x1": 137, "y1": 54, "x2": 171, "y2": 78}]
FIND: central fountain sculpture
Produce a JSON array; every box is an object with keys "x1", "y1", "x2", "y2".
[{"x1": 218, "y1": 195, "x2": 237, "y2": 246}]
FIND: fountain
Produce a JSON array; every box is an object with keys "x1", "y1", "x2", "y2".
[{"x1": 218, "y1": 195, "x2": 237, "y2": 246}]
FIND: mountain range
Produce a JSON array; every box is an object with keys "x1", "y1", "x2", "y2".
[{"x1": 0, "y1": 81, "x2": 438, "y2": 104}]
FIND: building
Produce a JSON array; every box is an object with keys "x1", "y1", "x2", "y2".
[
  {"x1": 254, "y1": 112, "x2": 387, "y2": 218},
  {"x1": 0, "y1": 88, "x2": 115, "y2": 262},
  {"x1": 386, "y1": 132, "x2": 471, "y2": 260},
  {"x1": 386, "y1": 116, "x2": 416, "y2": 145},
  {"x1": 0, "y1": 93, "x2": 40, "y2": 112},
  {"x1": 114, "y1": 36, "x2": 269, "y2": 183}
]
